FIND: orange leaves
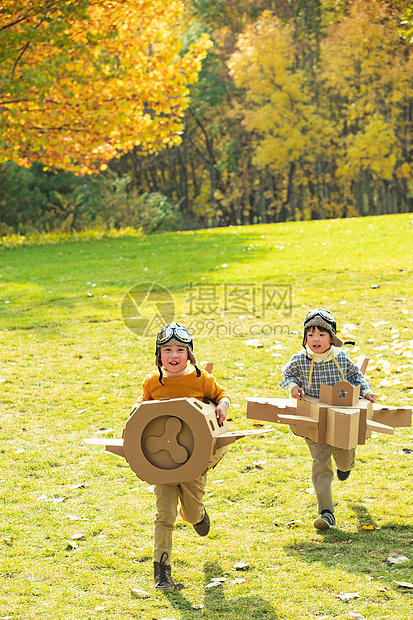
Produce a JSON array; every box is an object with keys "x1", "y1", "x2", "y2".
[{"x1": 0, "y1": 0, "x2": 212, "y2": 173}]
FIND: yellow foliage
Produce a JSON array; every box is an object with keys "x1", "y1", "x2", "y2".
[
  {"x1": 338, "y1": 116, "x2": 399, "y2": 181},
  {"x1": 228, "y1": 12, "x2": 333, "y2": 174},
  {"x1": 0, "y1": 0, "x2": 212, "y2": 173}
]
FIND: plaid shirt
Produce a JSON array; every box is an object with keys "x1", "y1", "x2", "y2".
[{"x1": 280, "y1": 350, "x2": 371, "y2": 399}]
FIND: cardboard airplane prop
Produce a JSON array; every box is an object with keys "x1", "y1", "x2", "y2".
[
  {"x1": 86, "y1": 397, "x2": 270, "y2": 484},
  {"x1": 246, "y1": 356, "x2": 411, "y2": 451}
]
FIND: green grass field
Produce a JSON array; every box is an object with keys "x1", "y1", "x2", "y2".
[{"x1": 1, "y1": 213, "x2": 412, "y2": 619}]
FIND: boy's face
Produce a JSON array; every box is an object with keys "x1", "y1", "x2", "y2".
[
  {"x1": 160, "y1": 344, "x2": 189, "y2": 374},
  {"x1": 306, "y1": 326, "x2": 332, "y2": 354}
]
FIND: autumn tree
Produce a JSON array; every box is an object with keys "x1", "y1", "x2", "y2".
[
  {"x1": 320, "y1": 0, "x2": 413, "y2": 214},
  {"x1": 0, "y1": 0, "x2": 212, "y2": 173},
  {"x1": 225, "y1": 1, "x2": 413, "y2": 219},
  {"x1": 227, "y1": 11, "x2": 337, "y2": 220}
]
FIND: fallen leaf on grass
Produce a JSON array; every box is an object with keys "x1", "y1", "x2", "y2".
[
  {"x1": 71, "y1": 533, "x2": 86, "y2": 541},
  {"x1": 65, "y1": 540, "x2": 78, "y2": 551},
  {"x1": 283, "y1": 519, "x2": 303, "y2": 527},
  {"x1": 96, "y1": 428, "x2": 114, "y2": 435},
  {"x1": 378, "y1": 378, "x2": 402, "y2": 387},
  {"x1": 387, "y1": 552, "x2": 409, "y2": 565},
  {"x1": 205, "y1": 577, "x2": 227, "y2": 589},
  {"x1": 69, "y1": 483, "x2": 85, "y2": 490},
  {"x1": 37, "y1": 495, "x2": 67, "y2": 503},
  {"x1": 234, "y1": 561, "x2": 249, "y2": 571},
  {"x1": 393, "y1": 580, "x2": 413, "y2": 589},
  {"x1": 44, "y1": 546, "x2": 55, "y2": 553},
  {"x1": 349, "y1": 612, "x2": 365, "y2": 620},
  {"x1": 336, "y1": 592, "x2": 360, "y2": 601},
  {"x1": 131, "y1": 588, "x2": 150, "y2": 599},
  {"x1": 245, "y1": 339, "x2": 263, "y2": 348},
  {"x1": 252, "y1": 461, "x2": 266, "y2": 469},
  {"x1": 362, "y1": 525, "x2": 375, "y2": 530},
  {"x1": 191, "y1": 603, "x2": 205, "y2": 609},
  {"x1": 232, "y1": 578, "x2": 247, "y2": 584}
]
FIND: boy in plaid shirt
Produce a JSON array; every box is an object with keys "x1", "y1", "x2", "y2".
[{"x1": 280, "y1": 309, "x2": 377, "y2": 529}]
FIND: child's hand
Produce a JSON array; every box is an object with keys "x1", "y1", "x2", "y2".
[
  {"x1": 364, "y1": 391, "x2": 378, "y2": 403},
  {"x1": 215, "y1": 402, "x2": 228, "y2": 425},
  {"x1": 290, "y1": 386, "x2": 305, "y2": 400}
]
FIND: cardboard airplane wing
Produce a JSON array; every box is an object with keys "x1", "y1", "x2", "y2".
[{"x1": 86, "y1": 397, "x2": 271, "y2": 484}]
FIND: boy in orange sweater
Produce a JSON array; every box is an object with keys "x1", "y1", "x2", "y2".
[{"x1": 132, "y1": 322, "x2": 230, "y2": 590}]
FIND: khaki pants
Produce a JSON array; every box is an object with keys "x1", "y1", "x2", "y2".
[
  {"x1": 305, "y1": 438, "x2": 355, "y2": 514},
  {"x1": 153, "y1": 473, "x2": 207, "y2": 563}
]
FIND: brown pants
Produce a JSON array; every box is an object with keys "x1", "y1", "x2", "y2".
[
  {"x1": 153, "y1": 473, "x2": 207, "y2": 563},
  {"x1": 305, "y1": 438, "x2": 355, "y2": 514}
]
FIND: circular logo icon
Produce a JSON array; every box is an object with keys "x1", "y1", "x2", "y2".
[{"x1": 121, "y1": 282, "x2": 175, "y2": 336}]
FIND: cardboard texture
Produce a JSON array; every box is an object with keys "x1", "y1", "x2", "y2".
[
  {"x1": 247, "y1": 379, "x2": 410, "y2": 450},
  {"x1": 325, "y1": 407, "x2": 360, "y2": 450},
  {"x1": 279, "y1": 398, "x2": 328, "y2": 443},
  {"x1": 319, "y1": 381, "x2": 360, "y2": 407},
  {"x1": 371, "y1": 405, "x2": 411, "y2": 428},
  {"x1": 86, "y1": 397, "x2": 270, "y2": 485},
  {"x1": 356, "y1": 355, "x2": 369, "y2": 375}
]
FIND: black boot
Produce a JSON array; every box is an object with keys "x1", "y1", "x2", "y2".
[
  {"x1": 154, "y1": 552, "x2": 175, "y2": 591},
  {"x1": 337, "y1": 469, "x2": 351, "y2": 481},
  {"x1": 193, "y1": 509, "x2": 210, "y2": 536}
]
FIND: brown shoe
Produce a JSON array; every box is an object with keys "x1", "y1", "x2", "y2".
[
  {"x1": 193, "y1": 509, "x2": 210, "y2": 536},
  {"x1": 154, "y1": 552, "x2": 175, "y2": 591}
]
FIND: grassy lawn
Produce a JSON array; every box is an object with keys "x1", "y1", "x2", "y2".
[{"x1": 1, "y1": 212, "x2": 412, "y2": 619}]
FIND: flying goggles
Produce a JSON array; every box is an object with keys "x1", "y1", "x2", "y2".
[
  {"x1": 304, "y1": 308, "x2": 337, "y2": 333},
  {"x1": 156, "y1": 323, "x2": 193, "y2": 347}
]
